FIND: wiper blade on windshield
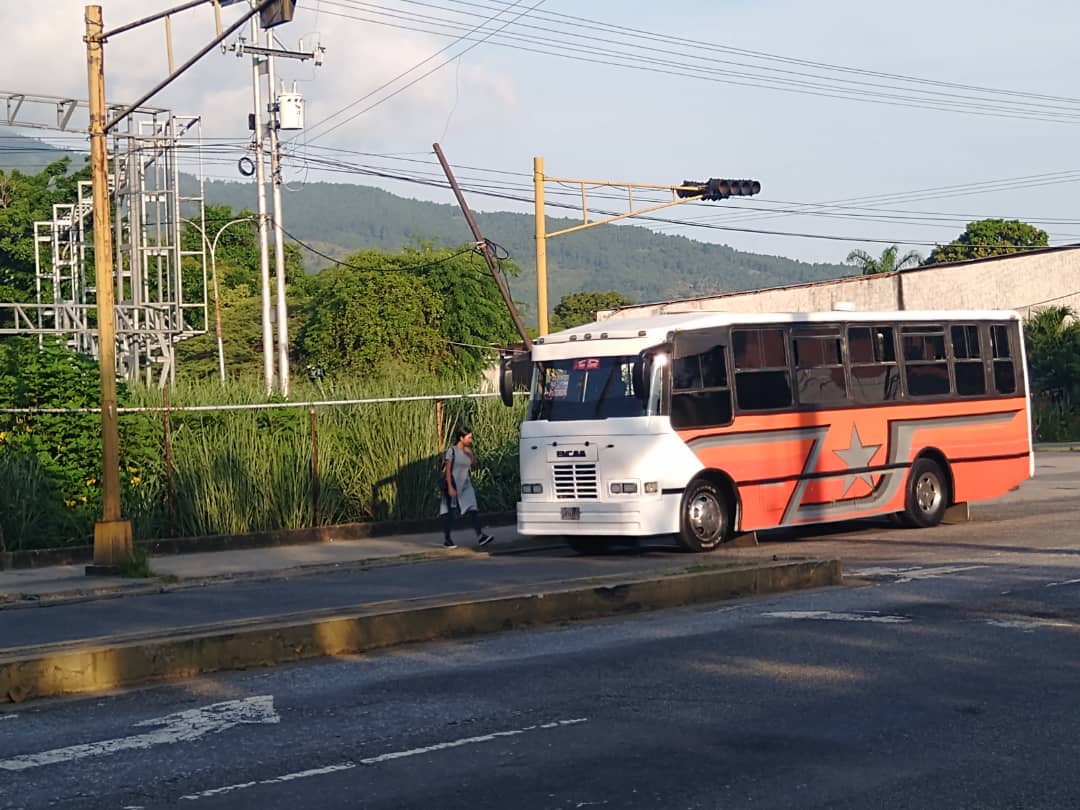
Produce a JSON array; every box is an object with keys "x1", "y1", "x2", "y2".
[{"x1": 593, "y1": 363, "x2": 619, "y2": 417}]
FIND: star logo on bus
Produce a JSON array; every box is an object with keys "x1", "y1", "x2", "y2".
[{"x1": 833, "y1": 425, "x2": 881, "y2": 497}]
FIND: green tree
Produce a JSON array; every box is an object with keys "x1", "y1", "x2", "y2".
[
  {"x1": 0, "y1": 158, "x2": 90, "y2": 308},
  {"x1": 398, "y1": 245, "x2": 521, "y2": 377},
  {"x1": 1024, "y1": 306, "x2": 1080, "y2": 441},
  {"x1": 297, "y1": 259, "x2": 446, "y2": 379},
  {"x1": 925, "y1": 219, "x2": 1049, "y2": 265},
  {"x1": 0, "y1": 337, "x2": 161, "y2": 546},
  {"x1": 844, "y1": 245, "x2": 922, "y2": 276},
  {"x1": 296, "y1": 245, "x2": 521, "y2": 382},
  {"x1": 551, "y1": 290, "x2": 635, "y2": 331},
  {"x1": 176, "y1": 204, "x2": 314, "y2": 380}
]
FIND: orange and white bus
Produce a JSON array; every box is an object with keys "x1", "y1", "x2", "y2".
[{"x1": 505, "y1": 310, "x2": 1033, "y2": 552}]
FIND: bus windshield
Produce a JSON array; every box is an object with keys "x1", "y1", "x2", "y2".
[{"x1": 528, "y1": 355, "x2": 654, "y2": 421}]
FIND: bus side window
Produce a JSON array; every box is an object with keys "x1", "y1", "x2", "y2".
[
  {"x1": 951, "y1": 324, "x2": 986, "y2": 396},
  {"x1": 902, "y1": 326, "x2": 951, "y2": 398},
  {"x1": 793, "y1": 329, "x2": 847, "y2": 405},
  {"x1": 848, "y1": 326, "x2": 900, "y2": 403},
  {"x1": 991, "y1": 323, "x2": 1018, "y2": 394},
  {"x1": 671, "y1": 340, "x2": 732, "y2": 429},
  {"x1": 672, "y1": 356, "x2": 702, "y2": 390},
  {"x1": 733, "y1": 328, "x2": 792, "y2": 411}
]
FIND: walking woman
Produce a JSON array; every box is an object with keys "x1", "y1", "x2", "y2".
[{"x1": 440, "y1": 426, "x2": 495, "y2": 548}]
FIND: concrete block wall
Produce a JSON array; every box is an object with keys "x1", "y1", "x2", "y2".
[{"x1": 599, "y1": 245, "x2": 1080, "y2": 320}]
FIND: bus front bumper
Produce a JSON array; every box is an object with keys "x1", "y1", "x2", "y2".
[{"x1": 517, "y1": 495, "x2": 681, "y2": 536}]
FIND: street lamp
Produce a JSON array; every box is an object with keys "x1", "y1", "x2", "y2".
[
  {"x1": 532, "y1": 157, "x2": 761, "y2": 334},
  {"x1": 183, "y1": 217, "x2": 255, "y2": 382}
]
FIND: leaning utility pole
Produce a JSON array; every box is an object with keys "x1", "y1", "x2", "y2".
[
  {"x1": 84, "y1": 5, "x2": 133, "y2": 570},
  {"x1": 433, "y1": 143, "x2": 532, "y2": 350}
]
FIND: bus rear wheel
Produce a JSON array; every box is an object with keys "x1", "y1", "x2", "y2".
[
  {"x1": 899, "y1": 458, "x2": 950, "y2": 528},
  {"x1": 677, "y1": 479, "x2": 732, "y2": 552}
]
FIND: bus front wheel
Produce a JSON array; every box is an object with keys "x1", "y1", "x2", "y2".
[
  {"x1": 899, "y1": 458, "x2": 950, "y2": 528},
  {"x1": 677, "y1": 479, "x2": 732, "y2": 552}
]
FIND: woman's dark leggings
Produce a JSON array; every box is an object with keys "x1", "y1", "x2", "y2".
[{"x1": 444, "y1": 506, "x2": 481, "y2": 539}]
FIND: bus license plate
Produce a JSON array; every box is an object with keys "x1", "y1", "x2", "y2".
[{"x1": 561, "y1": 507, "x2": 580, "y2": 521}]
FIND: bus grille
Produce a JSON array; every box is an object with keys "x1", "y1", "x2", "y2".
[{"x1": 553, "y1": 463, "x2": 599, "y2": 499}]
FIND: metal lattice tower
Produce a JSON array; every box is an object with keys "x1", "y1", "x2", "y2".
[{"x1": 1, "y1": 90, "x2": 208, "y2": 386}]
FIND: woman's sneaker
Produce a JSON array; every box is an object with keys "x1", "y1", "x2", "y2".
[
  {"x1": 442, "y1": 538, "x2": 456, "y2": 548},
  {"x1": 477, "y1": 533, "x2": 495, "y2": 547}
]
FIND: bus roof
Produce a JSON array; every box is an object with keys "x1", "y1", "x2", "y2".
[{"x1": 531, "y1": 309, "x2": 1021, "y2": 361}]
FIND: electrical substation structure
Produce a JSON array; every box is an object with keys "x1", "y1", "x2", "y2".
[{"x1": 1, "y1": 90, "x2": 209, "y2": 386}]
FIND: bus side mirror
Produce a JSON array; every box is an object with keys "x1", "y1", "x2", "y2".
[
  {"x1": 499, "y1": 355, "x2": 514, "y2": 407},
  {"x1": 632, "y1": 354, "x2": 652, "y2": 402}
]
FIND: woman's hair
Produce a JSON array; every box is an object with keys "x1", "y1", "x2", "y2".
[{"x1": 453, "y1": 425, "x2": 472, "y2": 443}]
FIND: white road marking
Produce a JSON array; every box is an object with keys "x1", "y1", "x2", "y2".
[
  {"x1": 0, "y1": 715, "x2": 16, "y2": 721},
  {"x1": 985, "y1": 619, "x2": 1075, "y2": 631},
  {"x1": 180, "y1": 718, "x2": 588, "y2": 801},
  {"x1": 763, "y1": 610, "x2": 911, "y2": 624},
  {"x1": 1046, "y1": 578, "x2": 1080, "y2": 588},
  {"x1": 0, "y1": 696, "x2": 279, "y2": 772},
  {"x1": 848, "y1": 565, "x2": 986, "y2": 583}
]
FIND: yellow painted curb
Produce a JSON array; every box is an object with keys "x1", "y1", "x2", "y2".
[{"x1": 0, "y1": 558, "x2": 840, "y2": 704}]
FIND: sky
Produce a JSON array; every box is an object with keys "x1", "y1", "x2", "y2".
[{"x1": 3, "y1": 0, "x2": 1080, "y2": 267}]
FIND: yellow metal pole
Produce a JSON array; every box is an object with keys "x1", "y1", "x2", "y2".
[
  {"x1": 85, "y1": 4, "x2": 133, "y2": 572},
  {"x1": 534, "y1": 156, "x2": 549, "y2": 335}
]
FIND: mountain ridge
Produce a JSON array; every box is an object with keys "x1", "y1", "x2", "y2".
[{"x1": 1, "y1": 133, "x2": 853, "y2": 310}]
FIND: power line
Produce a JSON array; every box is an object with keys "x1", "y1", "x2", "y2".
[
  {"x1": 313, "y1": 0, "x2": 1080, "y2": 124},
  {"x1": 272, "y1": 150, "x2": 1080, "y2": 252},
  {"x1": 303, "y1": 0, "x2": 546, "y2": 142},
  {"x1": 274, "y1": 222, "x2": 482, "y2": 273},
  {"x1": 422, "y1": 0, "x2": 1080, "y2": 106}
]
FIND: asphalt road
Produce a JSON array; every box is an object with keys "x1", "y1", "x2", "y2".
[{"x1": 1, "y1": 454, "x2": 1078, "y2": 809}]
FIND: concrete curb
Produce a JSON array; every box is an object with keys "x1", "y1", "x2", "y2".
[
  {"x1": 0, "y1": 512, "x2": 521, "y2": 570},
  {"x1": 1034, "y1": 442, "x2": 1080, "y2": 453},
  {"x1": 0, "y1": 557, "x2": 841, "y2": 704},
  {"x1": 0, "y1": 539, "x2": 568, "y2": 611}
]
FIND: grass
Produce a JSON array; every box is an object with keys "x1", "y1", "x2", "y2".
[
  {"x1": 103, "y1": 377, "x2": 526, "y2": 547},
  {"x1": 116, "y1": 546, "x2": 154, "y2": 579}
]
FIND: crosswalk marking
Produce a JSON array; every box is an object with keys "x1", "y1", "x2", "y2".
[
  {"x1": 848, "y1": 565, "x2": 986, "y2": 583},
  {"x1": 763, "y1": 610, "x2": 910, "y2": 624}
]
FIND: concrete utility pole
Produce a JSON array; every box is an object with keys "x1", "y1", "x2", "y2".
[
  {"x1": 84, "y1": 5, "x2": 133, "y2": 571},
  {"x1": 249, "y1": 9, "x2": 276, "y2": 393},
  {"x1": 266, "y1": 35, "x2": 290, "y2": 397}
]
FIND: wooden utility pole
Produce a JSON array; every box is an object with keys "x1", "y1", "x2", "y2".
[
  {"x1": 533, "y1": 156, "x2": 549, "y2": 335},
  {"x1": 85, "y1": 5, "x2": 133, "y2": 572}
]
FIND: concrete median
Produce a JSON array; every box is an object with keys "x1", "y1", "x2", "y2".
[{"x1": 0, "y1": 557, "x2": 841, "y2": 705}]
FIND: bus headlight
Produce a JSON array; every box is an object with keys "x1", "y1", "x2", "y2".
[
  {"x1": 644, "y1": 482, "x2": 659, "y2": 494},
  {"x1": 609, "y1": 482, "x2": 639, "y2": 494},
  {"x1": 521, "y1": 483, "x2": 544, "y2": 494}
]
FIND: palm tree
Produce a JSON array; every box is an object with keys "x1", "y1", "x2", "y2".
[
  {"x1": 1025, "y1": 306, "x2": 1080, "y2": 395},
  {"x1": 845, "y1": 245, "x2": 923, "y2": 276}
]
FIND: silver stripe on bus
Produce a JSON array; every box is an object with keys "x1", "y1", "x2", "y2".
[{"x1": 687, "y1": 411, "x2": 1019, "y2": 526}]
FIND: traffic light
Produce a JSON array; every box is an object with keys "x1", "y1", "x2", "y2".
[
  {"x1": 677, "y1": 178, "x2": 762, "y2": 201},
  {"x1": 260, "y1": 0, "x2": 297, "y2": 28}
]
